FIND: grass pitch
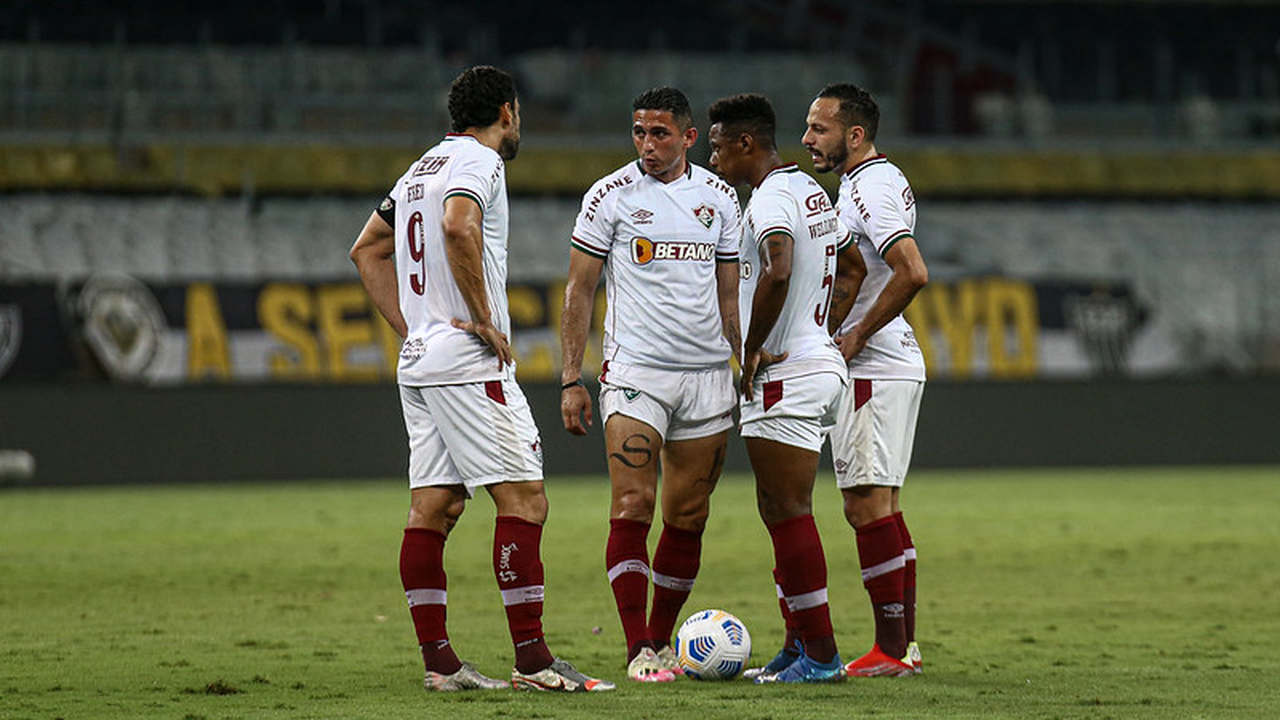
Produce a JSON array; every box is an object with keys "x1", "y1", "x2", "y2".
[{"x1": 2, "y1": 467, "x2": 1278, "y2": 719}]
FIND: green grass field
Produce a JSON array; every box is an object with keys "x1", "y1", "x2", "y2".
[{"x1": 2, "y1": 467, "x2": 1278, "y2": 719}]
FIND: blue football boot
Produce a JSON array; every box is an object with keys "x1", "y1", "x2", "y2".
[{"x1": 753, "y1": 653, "x2": 845, "y2": 684}]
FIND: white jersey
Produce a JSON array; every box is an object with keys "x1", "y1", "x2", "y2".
[
  {"x1": 571, "y1": 160, "x2": 741, "y2": 369},
  {"x1": 835, "y1": 154, "x2": 927, "y2": 381},
  {"x1": 387, "y1": 133, "x2": 513, "y2": 386},
  {"x1": 739, "y1": 163, "x2": 848, "y2": 381}
]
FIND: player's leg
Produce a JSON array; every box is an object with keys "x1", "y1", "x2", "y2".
[
  {"x1": 648, "y1": 428, "x2": 727, "y2": 657},
  {"x1": 890, "y1": 487, "x2": 921, "y2": 671},
  {"x1": 832, "y1": 379, "x2": 916, "y2": 677},
  {"x1": 462, "y1": 377, "x2": 614, "y2": 693},
  {"x1": 739, "y1": 371, "x2": 848, "y2": 684},
  {"x1": 749, "y1": 436, "x2": 844, "y2": 665},
  {"x1": 602, "y1": 412, "x2": 668, "y2": 679},
  {"x1": 397, "y1": 384, "x2": 506, "y2": 691},
  {"x1": 403, "y1": 485, "x2": 469, "y2": 678},
  {"x1": 486, "y1": 480, "x2": 553, "y2": 675},
  {"x1": 646, "y1": 364, "x2": 735, "y2": 675}
]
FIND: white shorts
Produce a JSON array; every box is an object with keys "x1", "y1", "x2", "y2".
[
  {"x1": 598, "y1": 361, "x2": 735, "y2": 442},
  {"x1": 830, "y1": 379, "x2": 924, "y2": 488},
  {"x1": 739, "y1": 370, "x2": 846, "y2": 453},
  {"x1": 399, "y1": 378, "x2": 543, "y2": 496}
]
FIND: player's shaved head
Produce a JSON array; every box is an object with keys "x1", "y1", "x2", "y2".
[
  {"x1": 816, "y1": 83, "x2": 879, "y2": 142},
  {"x1": 707, "y1": 93, "x2": 776, "y2": 151},
  {"x1": 633, "y1": 86, "x2": 693, "y2": 130},
  {"x1": 448, "y1": 65, "x2": 517, "y2": 133}
]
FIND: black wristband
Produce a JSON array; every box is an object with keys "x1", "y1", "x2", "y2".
[{"x1": 561, "y1": 378, "x2": 584, "y2": 390}]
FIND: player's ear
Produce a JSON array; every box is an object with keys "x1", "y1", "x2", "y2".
[
  {"x1": 738, "y1": 132, "x2": 752, "y2": 153},
  {"x1": 847, "y1": 123, "x2": 864, "y2": 151},
  {"x1": 499, "y1": 101, "x2": 516, "y2": 128},
  {"x1": 683, "y1": 125, "x2": 698, "y2": 148}
]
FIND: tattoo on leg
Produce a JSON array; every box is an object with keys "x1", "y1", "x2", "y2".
[{"x1": 609, "y1": 433, "x2": 654, "y2": 469}]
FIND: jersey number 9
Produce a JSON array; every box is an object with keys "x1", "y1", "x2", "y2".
[{"x1": 407, "y1": 211, "x2": 426, "y2": 296}]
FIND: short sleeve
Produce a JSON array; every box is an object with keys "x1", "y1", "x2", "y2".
[
  {"x1": 862, "y1": 180, "x2": 915, "y2": 257},
  {"x1": 747, "y1": 187, "x2": 798, "y2": 248},
  {"x1": 716, "y1": 190, "x2": 742, "y2": 262},
  {"x1": 443, "y1": 150, "x2": 498, "y2": 214},
  {"x1": 570, "y1": 182, "x2": 613, "y2": 259}
]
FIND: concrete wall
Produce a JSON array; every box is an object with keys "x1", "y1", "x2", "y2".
[{"x1": 2, "y1": 378, "x2": 1277, "y2": 486}]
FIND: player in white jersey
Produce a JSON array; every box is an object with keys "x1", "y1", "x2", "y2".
[
  {"x1": 803, "y1": 83, "x2": 929, "y2": 678},
  {"x1": 706, "y1": 93, "x2": 867, "y2": 685},
  {"x1": 559, "y1": 87, "x2": 742, "y2": 683},
  {"x1": 349, "y1": 65, "x2": 612, "y2": 694}
]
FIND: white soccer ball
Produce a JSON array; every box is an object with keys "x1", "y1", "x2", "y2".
[{"x1": 675, "y1": 609, "x2": 752, "y2": 680}]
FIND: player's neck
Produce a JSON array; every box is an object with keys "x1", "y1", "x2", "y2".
[
  {"x1": 748, "y1": 152, "x2": 787, "y2": 188},
  {"x1": 464, "y1": 125, "x2": 505, "y2": 155},
  {"x1": 839, "y1": 144, "x2": 879, "y2": 176},
  {"x1": 648, "y1": 156, "x2": 689, "y2": 184}
]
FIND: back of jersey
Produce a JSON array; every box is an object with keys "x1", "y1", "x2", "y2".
[
  {"x1": 740, "y1": 164, "x2": 846, "y2": 380},
  {"x1": 391, "y1": 133, "x2": 511, "y2": 386}
]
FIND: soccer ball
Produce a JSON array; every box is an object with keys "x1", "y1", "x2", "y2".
[{"x1": 675, "y1": 609, "x2": 752, "y2": 680}]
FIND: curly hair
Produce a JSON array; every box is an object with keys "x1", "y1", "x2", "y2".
[
  {"x1": 632, "y1": 86, "x2": 693, "y2": 129},
  {"x1": 707, "y1": 93, "x2": 776, "y2": 150},
  {"x1": 448, "y1": 66, "x2": 516, "y2": 133},
  {"x1": 816, "y1": 83, "x2": 879, "y2": 142}
]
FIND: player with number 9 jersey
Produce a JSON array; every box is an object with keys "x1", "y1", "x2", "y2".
[{"x1": 384, "y1": 132, "x2": 514, "y2": 387}]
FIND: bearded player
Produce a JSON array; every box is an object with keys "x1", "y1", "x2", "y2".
[
  {"x1": 706, "y1": 93, "x2": 869, "y2": 684},
  {"x1": 803, "y1": 83, "x2": 929, "y2": 677},
  {"x1": 560, "y1": 87, "x2": 742, "y2": 683},
  {"x1": 349, "y1": 65, "x2": 613, "y2": 693}
]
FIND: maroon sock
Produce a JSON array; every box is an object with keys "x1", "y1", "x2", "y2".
[
  {"x1": 773, "y1": 567, "x2": 801, "y2": 653},
  {"x1": 649, "y1": 523, "x2": 701, "y2": 650},
  {"x1": 606, "y1": 517, "x2": 653, "y2": 661},
  {"x1": 855, "y1": 514, "x2": 907, "y2": 658},
  {"x1": 894, "y1": 512, "x2": 917, "y2": 643},
  {"x1": 400, "y1": 528, "x2": 461, "y2": 675},
  {"x1": 494, "y1": 516, "x2": 555, "y2": 674},
  {"x1": 768, "y1": 514, "x2": 836, "y2": 663}
]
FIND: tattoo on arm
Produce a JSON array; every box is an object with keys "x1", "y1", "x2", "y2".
[{"x1": 609, "y1": 433, "x2": 654, "y2": 469}]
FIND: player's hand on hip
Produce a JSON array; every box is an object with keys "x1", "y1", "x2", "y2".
[
  {"x1": 835, "y1": 329, "x2": 868, "y2": 362},
  {"x1": 561, "y1": 385, "x2": 593, "y2": 435},
  {"x1": 741, "y1": 349, "x2": 788, "y2": 400},
  {"x1": 451, "y1": 318, "x2": 513, "y2": 370},
  {"x1": 740, "y1": 351, "x2": 760, "y2": 400}
]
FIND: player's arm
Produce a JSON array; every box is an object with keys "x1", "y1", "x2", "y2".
[
  {"x1": 836, "y1": 237, "x2": 927, "y2": 361},
  {"x1": 442, "y1": 195, "x2": 512, "y2": 369},
  {"x1": 560, "y1": 247, "x2": 605, "y2": 435},
  {"x1": 349, "y1": 211, "x2": 408, "y2": 338},
  {"x1": 827, "y1": 237, "x2": 867, "y2": 336},
  {"x1": 717, "y1": 257, "x2": 742, "y2": 368},
  {"x1": 740, "y1": 231, "x2": 792, "y2": 400}
]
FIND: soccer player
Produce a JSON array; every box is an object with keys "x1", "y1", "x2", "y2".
[
  {"x1": 706, "y1": 93, "x2": 866, "y2": 684},
  {"x1": 349, "y1": 65, "x2": 613, "y2": 693},
  {"x1": 559, "y1": 87, "x2": 742, "y2": 683},
  {"x1": 802, "y1": 83, "x2": 929, "y2": 677}
]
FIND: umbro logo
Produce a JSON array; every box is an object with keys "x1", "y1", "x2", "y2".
[{"x1": 631, "y1": 208, "x2": 654, "y2": 224}]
